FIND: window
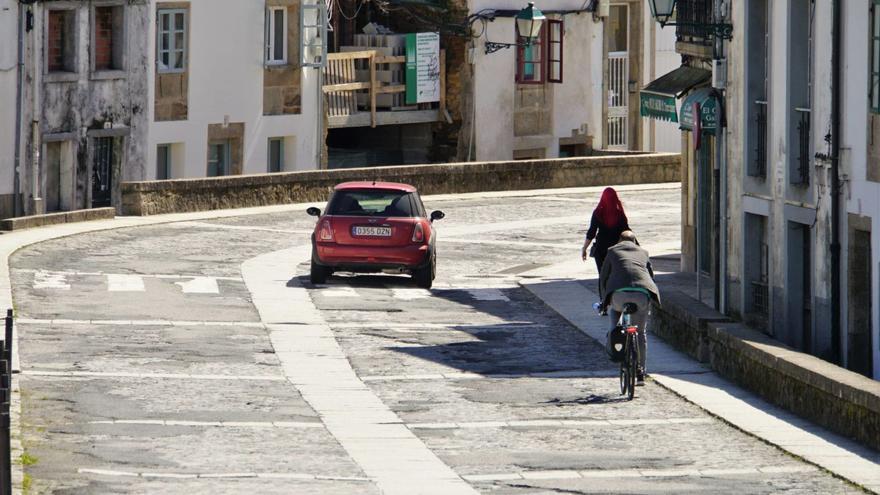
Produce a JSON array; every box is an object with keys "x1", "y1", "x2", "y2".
[
  {"x1": 872, "y1": 1, "x2": 880, "y2": 112},
  {"x1": 93, "y1": 5, "x2": 125, "y2": 71},
  {"x1": 268, "y1": 138, "x2": 284, "y2": 172},
  {"x1": 157, "y1": 9, "x2": 187, "y2": 73},
  {"x1": 47, "y1": 9, "x2": 76, "y2": 73},
  {"x1": 157, "y1": 144, "x2": 171, "y2": 180},
  {"x1": 207, "y1": 140, "x2": 230, "y2": 177},
  {"x1": 515, "y1": 20, "x2": 563, "y2": 84},
  {"x1": 547, "y1": 20, "x2": 563, "y2": 83},
  {"x1": 327, "y1": 190, "x2": 416, "y2": 217},
  {"x1": 265, "y1": 6, "x2": 288, "y2": 65}
]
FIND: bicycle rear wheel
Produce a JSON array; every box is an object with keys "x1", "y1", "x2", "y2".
[{"x1": 626, "y1": 337, "x2": 637, "y2": 400}]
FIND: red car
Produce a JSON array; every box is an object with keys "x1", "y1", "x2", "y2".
[{"x1": 307, "y1": 181, "x2": 445, "y2": 288}]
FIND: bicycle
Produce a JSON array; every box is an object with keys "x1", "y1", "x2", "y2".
[{"x1": 617, "y1": 302, "x2": 640, "y2": 401}]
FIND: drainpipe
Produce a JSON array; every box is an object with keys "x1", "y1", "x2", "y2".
[
  {"x1": 830, "y1": 0, "x2": 842, "y2": 363},
  {"x1": 12, "y1": 3, "x2": 24, "y2": 217},
  {"x1": 713, "y1": 0, "x2": 729, "y2": 314}
]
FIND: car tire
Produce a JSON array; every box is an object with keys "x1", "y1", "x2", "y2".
[
  {"x1": 310, "y1": 259, "x2": 329, "y2": 284},
  {"x1": 413, "y1": 254, "x2": 434, "y2": 289}
]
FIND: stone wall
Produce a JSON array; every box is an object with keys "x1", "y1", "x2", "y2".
[
  {"x1": 652, "y1": 289, "x2": 880, "y2": 452},
  {"x1": 122, "y1": 153, "x2": 680, "y2": 216}
]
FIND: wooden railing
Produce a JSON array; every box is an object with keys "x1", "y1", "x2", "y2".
[{"x1": 323, "y1": 49, "x2": 447, "y2": 128}]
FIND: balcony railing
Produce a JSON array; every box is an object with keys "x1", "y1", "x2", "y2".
[
  {"x1": 795, "y1": 107, "x2": 811, "y2": 185},
  {"x1": 675, "y1": 0, "x2": 715, "y2": 46},
  {"x1": 752, "y1": 100, "x2": 768, "y2": 178},
  {"x1": 322, "y1": 49, "x2": 448, "y2": 129}
]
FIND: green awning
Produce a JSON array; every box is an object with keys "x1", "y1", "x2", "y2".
[
  {"x1": 639, "y1": 66, "x2": 710, "y2": 123},
  {"x1": 679, "y1": 88, "x2": 718, "y2": 134},
  {"x1": 640, "y1": 92, "x2": 678, "y2": 122}
]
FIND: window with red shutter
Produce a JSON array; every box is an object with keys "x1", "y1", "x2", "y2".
[
  {"x1": 547, "y1": 19, "x2": 563, "y2": 83},
  {"x1": 515, "y1": 23, "x2": 545, "y2": 84}
]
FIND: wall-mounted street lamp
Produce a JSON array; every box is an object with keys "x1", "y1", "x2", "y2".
[
  {"x1": 474, "y1": 3, "x2": 546, "y2": 54},
  {"x1": 647, "y1": 0, "x2": 732, "y2": 40}
]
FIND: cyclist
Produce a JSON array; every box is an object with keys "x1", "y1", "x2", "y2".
[{"x1": 598, "y1": 230, "x2": 660, "y2": 385}]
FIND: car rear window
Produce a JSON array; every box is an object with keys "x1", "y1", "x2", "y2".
[{"x1": 327, "y1": 190, "x2": 416, "y2": 217}]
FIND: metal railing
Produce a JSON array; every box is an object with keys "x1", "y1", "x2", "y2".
[
  {"x1": 795, "y1": 107, "x2": 811, "y2": 185},
  {"x1": 1, "y1": 310, "x2": 12, "y2": 494},
  {"x1": 753, "y1": 100, "x2": 768, "y2": 178},
  {"x1": 676, "y1": 0, "x2": 715, "y2": 45}
]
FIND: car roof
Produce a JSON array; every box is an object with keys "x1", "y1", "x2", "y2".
[{"x1": 334, "y1": 181, "x2": 417, "y2": 193}]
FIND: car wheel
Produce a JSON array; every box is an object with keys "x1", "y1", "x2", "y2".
[
  {"x1": 413, "y1": 255, "x2": 434, "y2": 289},
  {"x1": 310, "y1": 259, "x2": 328, "y2": 284}
]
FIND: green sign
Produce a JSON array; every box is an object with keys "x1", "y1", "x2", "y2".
[
  {"x1": 405, "y1": 32, "x2": 441, "y2": 105},
  {"x1": 679, "y1": 88, "x2": 718, "y2": 133},
  {"x1": 640, "y1": 92, "x2": 678, "y2": 122}
]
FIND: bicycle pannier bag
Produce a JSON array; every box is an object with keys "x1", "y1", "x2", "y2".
[{"x1": 605, "y1": 326, "x2": 626, "y2": 362}]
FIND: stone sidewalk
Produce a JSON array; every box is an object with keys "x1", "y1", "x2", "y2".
[{"x1": 518, "y1": 271, "x2": 880, "y2": 494}]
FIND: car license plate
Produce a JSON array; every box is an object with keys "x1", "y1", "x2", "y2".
[{"x1": 353, "y1": 226, "x2": 392, "y2": 237}]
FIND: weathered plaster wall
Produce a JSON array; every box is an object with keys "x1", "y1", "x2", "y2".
[
  {"x1": 468, "y1": 0, "x2": 604, "y2": 161},
  {"x1": 841, "y1": 0, "x2": 880, "y2": 378},
  {"x1": 16, "y1": 0, "x2": 150, "y2": 215},
  {"x1": 146, "y1": 0, "x2": 319, "y2": 179},
  {"x1": 0, "y1": 0, "x2": 18, "y2": 219}
]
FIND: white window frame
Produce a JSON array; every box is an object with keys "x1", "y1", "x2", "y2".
[
  {"x1": 157, "y1": 8, "x2": 187, "y2": 73},
  {"x1": 265, "y1": 6, "x2": 288, "y2": 66}
]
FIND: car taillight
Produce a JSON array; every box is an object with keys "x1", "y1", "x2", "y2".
[
  {"x1": 319, "y1": 220, "x2": 335, "y2": 241},
  {"x1": 412, "y1": 223, "x2": 425, "y2": 243}
]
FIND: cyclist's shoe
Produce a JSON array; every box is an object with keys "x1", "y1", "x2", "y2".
[{"x1": 636, "y1": 372, "x2": 646, "y2": 386}]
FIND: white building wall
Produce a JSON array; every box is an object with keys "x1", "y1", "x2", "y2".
[
  {"x1": 841, "y1": 0, "x2": 880, "y2": 378},
  {"x1": 641, "y1": 5, "x2": 679, "y2": 153},
  {"x1": 0, "y1": 1, "x2": 18, "y2": 212},
  {"x1": 146, "y1": 0, "x2": 318, "y2": 179},
  {"x1": 468, "y1": 0, "x2": 603, "y2": 161}
]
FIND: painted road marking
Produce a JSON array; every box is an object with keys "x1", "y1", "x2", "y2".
[
  {"x1": 465, "y1": 288, "x2": 510, "y2": 301},
  {"x1": 32, "y1": 270, "x2": 70, "y2": 290},
  {"x1": 172, "y1": 221, "x2": 313, "y2": 235},
  {"x1": 174, "y1": 277, "x2": 220, "y2": 294},
  {"x1": 391, "y1": 288, "x2": 431, "y2": 300},
  {"x1": 23, "y1": 370, "x2": 285, "y2": 381},
  {"x1": 331, "y1": 322, "x2": 540, "y2": 329},
  {"x1": 77, "y1": 469, "x2": 370, "y2": 482},
  {"x1": 359, "y1": 369, "x2": 616, "y2": 382},
  {"x1": 88, "y1": 419, "x2": 324, "y2": 428},
  {"x1": 16, "y1": 318, "x2": 264, "y2": 327},
  {"x1": 462, "y1": 465, "x2": 819, "y2": 482},
  {"x1": 321, "y1": 287, "x2": 359, "y2": 298},
  {"x1": 407, "y1": 418, "x2": 713, "y2": 430},
  {"x1": 107, "y1": 274, "x2": 145, "y2": 292}
]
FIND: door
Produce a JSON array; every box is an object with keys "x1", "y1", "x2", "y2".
[
  {"x1": 92, "y1": 137, "x2": 114, "y2": 208},
  {"x1": 848, "y1": 228, "x2": 874, "y2": 377},
  {"x1": 45, "y1": 142, "x2": 62, "y2": 212},
  {"x1": 207, "y1": 140, "x2": 230, "y2": 177},
  {"x1": 606, "y1": 4, "x2": 629, "y2": 150}
]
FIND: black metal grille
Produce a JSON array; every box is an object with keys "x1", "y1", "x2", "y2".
[
  {"x1": 751, "y1": 281, "x2": 769, "y2": 316},
  {"x1": 92, "y1": 137, "x2": 114, "y2": 207},
  {"x1": 795, "y1": 108, "x2": 811, "y2": 185},
  {"x1": 676, "y1": 0, "x2": 715, "y2": 45},
  {"x1": 753, "y1": 101, "x2": 768, "y2": 178}
]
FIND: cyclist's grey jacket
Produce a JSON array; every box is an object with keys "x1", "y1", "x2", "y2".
[{"x1": 599, "y1": 240, "x2": 660, "y2": 307}]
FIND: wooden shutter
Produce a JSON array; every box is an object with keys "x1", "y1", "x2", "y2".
[{"x1": 547, "y1": 19, "x2": 563, "y2": 83}]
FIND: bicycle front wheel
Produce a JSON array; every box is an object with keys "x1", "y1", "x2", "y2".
[{"x1": 626, "y1": 337, "x2": 637, "y2": 400}]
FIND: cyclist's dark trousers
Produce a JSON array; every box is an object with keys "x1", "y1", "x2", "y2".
[{"x1": 609, "y1": 292, "x2": 650, "y2": 374}]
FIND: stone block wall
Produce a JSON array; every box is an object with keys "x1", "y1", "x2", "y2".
[
  {"x1": 651, "y1": 287, "x2": 880, "y2": 452},
  {"x1": 122, "y1": 153, "x2": 680, "y2": 216}
]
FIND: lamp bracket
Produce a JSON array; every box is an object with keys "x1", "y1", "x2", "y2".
[
  {"x1": 484, "y1": 40, "x2": 531, "y2": 54},
  {"x1": 659, "y1": 20, "x2": 733, "y2": 40}
]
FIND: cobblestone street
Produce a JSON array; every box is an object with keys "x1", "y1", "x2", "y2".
[{"x1": 9, "y1": 184, "x2": 866, "y2": 494}]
